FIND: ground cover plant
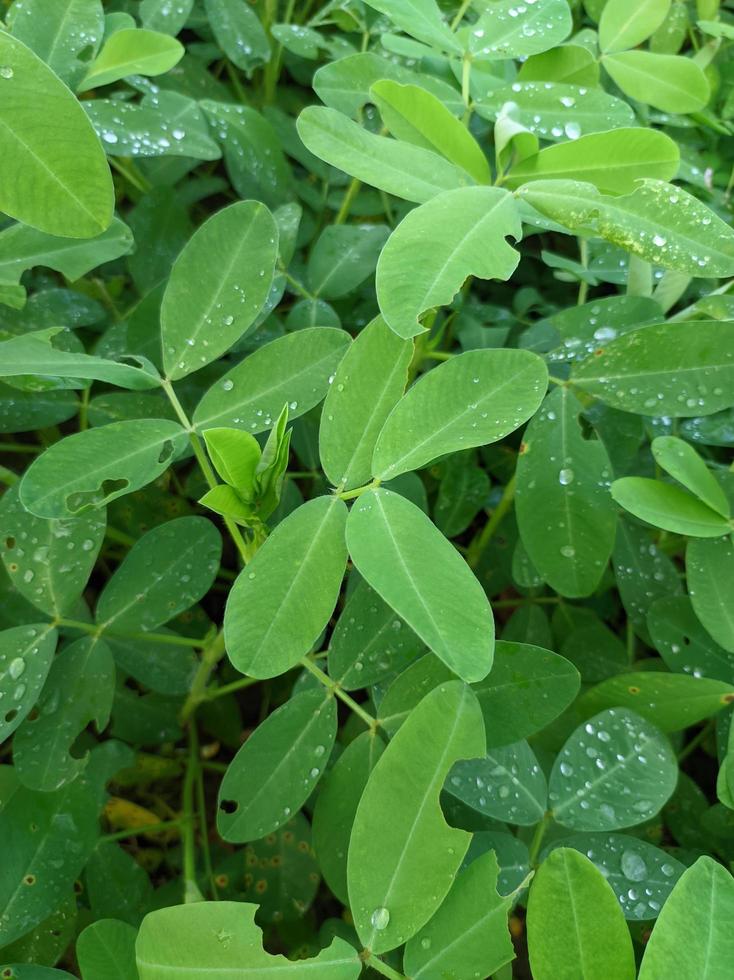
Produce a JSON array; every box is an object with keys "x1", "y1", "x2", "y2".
[{"x1": 2, "y1": 0, "x2": 734, "y2": 976}]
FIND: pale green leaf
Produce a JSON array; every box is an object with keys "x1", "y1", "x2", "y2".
[
  {"x1": 599, "y1": 0, "x2": 671, "y2": 53},
  {"x1": 203, "y1": 0, "x2": 270, "y2": 71},
  {"x1": 79, "y1": 28, "x2": 183, "y2": 90},
  {"x1": 602, "y1": 50, "x2": 709, "y2": 113},
  {"x1": 467, "y1": 0, "x2": 572, "y2": 61},
  {"x1": 611, "y1": 477, "x2": 731, "y2": 537},
  {"x1": 652, "y1": 435, "x2": 730, "y2": 517},
  {"x1": 8, "y1": 0, "x2": 104, "y2": 87},
  {"x1": 362, "y1": 0, "x2": 461, "y2": 53}
]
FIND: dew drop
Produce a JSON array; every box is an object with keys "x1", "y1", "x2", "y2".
[
  {"x1": 558, "y1": 468, "x2": 574, "y2": 485},
  {"x1": 8, "y1": 658, "x2": 25, "y2": 681},
  {"x1": 621, "y1": 850, "x2": 648, "y2": 882},
  {"x1": 371, "y1": 906, "x2": 390, "y2": 931}
]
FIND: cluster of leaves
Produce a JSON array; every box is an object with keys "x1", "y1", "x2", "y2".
[{"x1": 2, "y1": 0, "x2": 734, "y2": 977}]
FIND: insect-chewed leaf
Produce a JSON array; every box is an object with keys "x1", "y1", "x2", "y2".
[
  {"x1": 549, "y1": 708, "x2": 678, "y2": 831},
  {"x1": 516, "y1": 386, "x2": 617, "y2": 598},
  {"x1": 545, "y1": 833, "x2": 684, "y2": 920},
  {"x1": 95, "y1": 516, "x2": 221, "y2": 632},
  {"x1": 18, "y1": 419, "x2": 187, "y2": 519},
  {"x1": 446, "y1": 740, "x2": 547, "y2": 826},
  {"x1": 320, "y1": 317, "x2": 412, "y2": 490},
  {"x1": 194, "y1": 328, "x2": 350, "y2": 434},
  {"x1": 519, "y1": 181, "x2": 734, "y2": 277},
  {"x1": 403, "y1": 851, "x2": 515, "y2": 980},
  {"x1": 599, "y1": 0, "x2": 671, "y2": 53},
  {"x1": 76, "y1": 919, "x2": 138, "y2": 980},
  {"x1": 224, "y1": 497, "x2": 348, "y2": 678},
  {"x1": 687, "y1": 536, "x2": 734, "y2": 653},
  {"x1": 612, "y1": 477, "x2": 731, "y2": 537},
  {"x1": 312, "y1": 730, "x2": 385, "y2": 904},
  {"x1": 0, "y1": 484, "x2": 106, "y2": 617},
  {"x1": 602, "y1": 50, "x2": 709, "y2": 113},
  {"x1": 203, "y1": 0, "x2": 270, "y2": 72},
  {"x1": 13, "y1": 636, "x2": 115, "y2": 792},
  {"x1": 638, "y1": 857, "x2": 734, "y2": 978},
  {"x1": 161, "y1": 201, "x2": 279, "y2": 380},
  {"x1": 467, "y1": 0, "x2": 572, "y2": 61},
  {"x1": 8, "y1": 0, "x2": 105, "y2": 88},
  {"x1": 217, "y1": 688, "x2": 336, "y2": 842},
  {"x1": 79, "y1": 28, "x2": 183, "y2": 89},
  {"x1": 347, "y1": 681, "x2": 485, "y2": 954},
  {"x1": 0, "y1": 624, "x2": 57, "y2": 741},
  {"x1": 347, "y1": 489, "x2": 494, "y2": 683},
  {"x1": 376, "y1": 188, "x2": 520, "y2": 339},
  {"x1": 527, "y1": 849, "x2": 636, "y2": 980},
  {"x1": 0, "y1": 33, "x2": 113, "y2": 238},
  {"x1": 135, "y1": 902, "x2": 362, "y2": 978},
  {"x1": 373, "y1": 349, "x2": 547, "y2": 479}
]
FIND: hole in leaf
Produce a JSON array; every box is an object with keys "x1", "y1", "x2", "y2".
[
  {"x1": 66, "y1": 478, "x2": 129, "y2": 513},
  {"x1": 220, "y1": 799, "x2": 238, "y2": 814},
  {"x1": 158, "y1": 440, "x2": 175, "y2": 464},
  {"x1": 4, "y1": 709, "x2": 18, "y2": 724},
  {"x1": 4, "y1": 536, "x2": 15, "y2": 549}
]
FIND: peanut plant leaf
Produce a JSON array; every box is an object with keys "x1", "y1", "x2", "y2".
[
  {"x1": 79, "y1": 28, "x2": 183, "y2": 90},
  {"x1": 611, "y1": 477, "x2": 731, "y2": 537},
  {"x1": 601, "y1": 51, "x2": 709, "y2": 113},
  {"x1": 687, "y1": 536, "x2": 734, "y2": 652},
  {"x1": 0, "y1": 624, "x2": 57, "y2": 742},
  {"x1": 307, "y1": 225, "x2": 390, "y2": 299},
  {"x1": 446, "y1": 740, "x2": 548, "y2": 826},
  {"x1": 217, "y1": 688, "x2": 337, "y2": 842},
  {"x1": 161, "y1": 201, "x2": 279, "y2": 380},
  {"x1": 372, "y1": 349, "x2": 548, "y2": 479},
  {"x1": 76, "y1": 919, "x2": 138, "y2": 980},
  {"x1": 375, "y1": 187, "x2": 521, "y2": 338},
  {"x1": 140, "y1": 0, "x2": 193, "y2": 34},
  {"x1": 347, "y1": 681, "x2": 485, "y2": 953},
  {"x1": 467, "y1": 0, "x2": 572, "y2": 61},
  {"x1": 8, "y1": 0, "x2": 105, "y2": 88},
  {"x1": 203, "y1": 0, "x2": 270, "y2": 72},
  {"x1": 224, "y1": 497, "x2": 348, "y2": 678},
  {"x1": 599, "y1": 0, "x2": 671, "y2": 53},
  {"x1": 648, "y1": 595, "x2": 734, "y2": 684},
  {"x1": 18, "y1": 419, "x2": 187, "y2": 519},
  {"x1": 361, "y1": 0, "x2": 462, "y2": 54},
  {"x1": 346, "y1": 489, "x2": 494, "y2": 683},
  {"x1": 652, "y1": 436, "x2": 730, "y2": 517},
  {"x1": 0, "y1": 32, "x2": 113, "y2": 238},
  {"x1": 527, "y1": 849, "x2": 636, "y2": 980},
  {"x1": 319, "y1": 316, "x2": 412, "y2": 490}
]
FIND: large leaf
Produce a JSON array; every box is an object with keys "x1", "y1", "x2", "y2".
[
  {"x1": 347, "y1": 681, "x2": 485, "y2": 953},
  {"x1": 516, "y1": 386, "x2": 617, "y2": 597},
  {"x1": 602, "y1": 51, "x2": 709, "y2": 114},
  {"x1": 599, "y1": 0, "x2": 671, "y2": 53},
  {"x1": 375, "y1": 187, "x2": 521, "y2": 338},
  {"x1": 372, "y1": 349, "x2": 547, "y2": 479},
  {"x1": 161, "y1": 201, "x2": 279, "y2": 380},
  {"x1": 296, "y1": 106, "x2": 472, "y2": 204},
  {"x1": 319, "y1": 317, "x2": 412, "y2": 490},
  {"x1": 687, "y1": 536, "x2": 734, "y2": 652},
  {"x1": 347, "y1": 489, "x2": 494, "y2": 683},
  {"x1": 0, "y1": 32, "x2": 113, "y2": 237},
  {"x1": 18, "y1": 420, "x2": 187, "y2": 519},
  {"x1": 194, "y1": 328, "x2": 350, "y2": 433},
  {"x1": 0, "y1": 624, "x2": 57, "y2": 741},
  {"x1": 549, "y1": 708, "x2": 678, "y2": 831},
  {"x1": 467, "y1": 0, "x2": 572, "y2": 61},
  {"x1": 361, "y1": 0, "x2": 461, "y2": 53},
  {"x1": 8, "y1": 0, "x2": 105, "y2": 88},
  {"x1": 527, "y1": 849, "x2": 635, "y2": 980},
  {"x1": 217, "y1": 687, "x2": 336, "y2": 842},
  {"x1": 224, "y1": 497, "x2": 348, "y2": 678},
  {"x1": 518, "y1": 181, "x2": 734, "y2": 278},
  {"x1": 203, "y1": 0, "x2": 270, "y2": 72},
  {"x1": 135, "y1": 903, "x2": 361, "y2": 978}
]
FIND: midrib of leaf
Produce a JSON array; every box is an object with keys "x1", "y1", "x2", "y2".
[
  {"x1": 558, "y1": 389, "x2": 583, "y2": 594},
  {"x1": 564, "y1": 850, "x2": 591, "y2": 978},
  {"x1": 486, "y1": 747, "x2": 545, "y2": 814},
  {"x1": 312, "y1": 240, "x2": 367, "y2": 297},
  {"x1": 413, "y1": 900, "x2": 510, "y2": 978},
  {"x1": 604, "y1": 52, "x2": 689, "y2": 100}
]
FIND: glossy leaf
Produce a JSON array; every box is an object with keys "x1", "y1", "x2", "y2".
[
  {"x1": 446, "y1": 740, "x2": 547, "y2": 826},
  {"x1": 203, "y1": 0, "x2": 270, "y2": 71},
  {"x1": 652, "y1": 436, "x2": 729, "y2": 517},
  {"x1": 362, "y1": 0, "x2": 461, "y2": 53},
  {"x1": 648, "y1": 595, "x2": 734, "y2": 684},
  {"x1": 0, "y1": 624, "x2": 56, "y2": 741},
  {"x1": 687, "y1": 536, "x2": 734, "y2": 652},
  {"x1": 602, "y1": 51, "x2": 709, "y2": 114},
  {"x1": 467, "y1": 0, "x2": 572, "y2": 61},
  {"x1": 611, "y1": 477, "x2": 731, "y2": 537},
  {"x1": 8, "y1": 0, "x2": 104, "y2": 88},
  {"x1": 80, "y1": 29, "x2": 183, "y2": 90},
  {"x1": 599, "y1": 0, "x2": 671, "y2": 53}
]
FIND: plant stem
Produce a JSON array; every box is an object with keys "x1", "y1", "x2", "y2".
[
  {"x1": 450, "y1": 0, "x2": 473, "y2": 29},
  {"x1": 577, "y1": 238, "x2": 589, "y2": 305},
  {"x1": 54, "y1": 617, "x2": 206, "y2": 648},
  {"x1": 109, "y1": 157, "x2": 152, "y2": 194},
  {"x1": 204, "y1": 674, "x2": 260, "y2": 701},
  {"x1": 528, "y1": 812, "x2": 551, "y2": 866},
  {"x1": 678, "y1": 720, "x2": 713, "y2": 762},
  {"x1": 101, "y1": 819, "x2": 182, "y2": 842},
  {"x1": 362, "y1": 953, "x2": 408, "y2": 980},
  {"x1": 181, "y1": 631, "x2": 227, "y2": 722},
  {"x1": 335, "y1": 176, "x2": 361, "y2": 224},
  {"x1": 299, "y1": 657, "x2": 379, "y2": 731},
  {"x1": 0, "y1": 442, "x2": 40, "y2": 453},
  {"x1": 337, "y1": 478, "x2": 381, "y2": 501},
  {"x1": 467, "y1": 473, "x2": 516, "y2": 568},
  {"x1": 182, "y1": 723, "x2": 202, "y2": 902}
]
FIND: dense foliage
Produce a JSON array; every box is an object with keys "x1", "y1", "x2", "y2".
[{"x1": 1, "y1": 0, "x2": 734, "y2": 976}]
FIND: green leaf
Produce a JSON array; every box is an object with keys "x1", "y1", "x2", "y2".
[
  {"x1": 319, "y1": 317, "x2": 412, "y2": 490},
  {"x1": 18, "y1": 419, "x2": 187, "y2": 519},
  {"x1": 161, "y1": 201, "x2": 279, "y2": 380},
  {"x1": 545, "y1": 834, "x2": 685, "y2": 920},
  {"x1": 0, "y1": 32, "x2": 113, "y2": 238},
  {"x1": 506, "y1": 128, "x2": 679, "y2": 195},
  {"x1": 217, "y1": 687, "x2": 336, "y2": 842},
  {"x1": 347, "y1": 680, "x2": 485, "y2": 953},
  {"x1": 0, "y1": 484, "x2": 105, "y2": 616},
  {"x1": 140, "y1": 0, "x2": 193, "y2": 35},
  {"x1": 687, "y1": 536, "x2": 734, "y2": 652},
  {"x1": 370, "y1": 81, "x2": 491, "y2": 184},
  {"x1": 203, "y1": 428, "x2": 261, "y2": 491},
  {"x1": 8, "y1": 0, "x2": 104, "y2": 88},
  {"x1": 572, "y1": 321, "x2": 734, "y2": 416},
  {"x1": 375, "y1": 187, "x2": 521, "y2": 339},
  {"x1": 203, "y1": 0, "x2": 270, "y2": 72},
  {"x1": 602, "y1": 51, "x2": 709, "y2": 113},
  {"x1": 135, "y1": 902, "x2": 361, "y2": 978},
  {"x1": 652, "y1": 436, "x2": 730, "y2": 517},
  {"x1": 516, "y1": 386, "x2": 617, "y2": 597},
  {"x1": 79, "y1": 28, "x2": 183, "y2": 89},
  {"x1": 638, "y1": 857, "x2": 734, "y2": 979},
  {"x1": 599, "y1": 0, "x2": 671, "y2": 53},
  {"x1": 224, "y1": 497, "x2": 348, "y2": 678},
  {"x1": 447, "y1": 740, "x2": 547, "y2": 825},
  {"x1": 434, "y1": 460, "x2": 490, "y2": 537},
  {"x1": 549, "y1": 708, "x2": 678, "y2": 831},
  {"x1": 194, "y1": 328, "x2": 350, "y2": 433},
  {"x1": 611, "y1": 477, "x2": 731, "y2": 537},
  {"x1": 312, "y1": 730, "x2": 385, "y2": 904},
  {"x1": 85, "y1": 841, "x2": 153, "y2": 926},
  {"x1": 296, "y1": 106, "x2": 472, "y2": 204},
  {"x1": 403, "y1": 851, "x2": 516, "y2": 980},
  {"x1": 361, "y1": 0, "x2": 461, "y2": 53},
  {"x1": 77, "y1": 920, "x2": 138, "y2": 980},
  {"x1": 0, "y1": 624, "x2": 56, "y2": 741},
  {"x1": 467, "y1": 0, "x2": 572, "y2": 61},
  {"x1": 373, "y1": 349, "x2": 547, "y2": 479},
  {"x1": 0, "y1": 218, "x2": 133, "y2": 289},
  {"x1": 308, "y1": 225, "x2": 390, "y2": 299},
  {"x1": 578, "y1": 671, "x2": 734, "y2": 731},
  {"x1": 648, "y1": 595, "x2": 734, "y2": 684},
  {"x1": 518, "y1": 43, "x2": 600, "y2": 85},
  {"x1": 347, "y1": 489, "x2": 494, "y2": 683},
  {"x1": 95, "y1": 516, "x2": 221, "y2": 632},
  {"x1": 14, "y1": 636, "x2": 114, "y2": 791},
  {"x1": 527, "y1": 849, "x2": 636, "y2": 980},
  {"x1": 614, "y1": 518, "x2": 682, "y2": 640},
  {"x1": 473, "y1": 641, "x2": 580, "y2": 746},
  {"x1": 518, "y1": 181, "x2": 734, "y2": 278},
  {"x1": 0, "y1": 968, "x2": 73, "y2": 979}
]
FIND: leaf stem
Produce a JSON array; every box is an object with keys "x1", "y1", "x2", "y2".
[
  {"x1": 204, "y1": 674, "x2": 261, "y2": 701},
  {"x1": 181, "y1": 630, "x2": 227, "y2": 722},
  {"x1": 337, "y1": 478, "x2": 381, "y2": 501},
  {"x1": 361, "y1": 952, "x2": 408, "y2": 980},
  {"x1": 467, "y1": 473, "x2": 516, "y2": 568},
  {"x1": 451, "y1": 0, "x2": 473, "y2": 30},
  {"x1": 299, "y1": 657, "x2": 379, "y2": 731},
  {"x1": 101, "y1": 819, "x2": 183, "y2": 843},
  {"x1": 182, "y1": 723, "x2": 203, "y2": 902},
  {"x1": 334, "y1": 176, "x2": 361, "y2": 224},
  {"x1": 528, "y1": 812, "x2": 551, "y2": 866},
  {"x1": 678, "y1": 720, "x2": 714, "y2": 762},
  {"x1": 54, "y1": 617, "x2": 206, "y2": 648}
]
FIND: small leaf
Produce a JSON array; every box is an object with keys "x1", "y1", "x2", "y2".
[
  {"x1": 347, "y1": 681, "x2": 485, "y2": 953},
  {"x1": 611, "y1": 477, "x2": 731, "y2": 537},
  {"x1": 446, "y1": 740, "x2": 547, "y2": 826},
  {"x1": 79, "y1": 28, "x2": 183, "y2": 90},
  {"x1": 77, "y1": 919, "x2": 138, "y2": 980},
  {"x1": 687, "y1": 536, "x2": 734, "y2": 653},
  {"x1": 361, "y1": 0, "x2": 461, "y2": 54},
  {"x1": 203, "y1": 0, "x2": 270, "y2": 72},
  {"x1": 652, "y1": 436, "x2": 730, "y2": 517},
  {"x1": 648, "y1": 595, "x2": 734, "y2": 684},
  {"x1": 308, "y1": 225, "x2": 390, "y2": 299},
  {"x1": 0, "y1": 624, "x2": 57, "y2": 741},
  {"x1": 217, "y1": 688, "x2": 337, "y2": 843}
]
